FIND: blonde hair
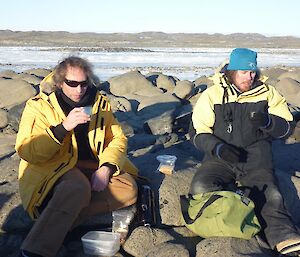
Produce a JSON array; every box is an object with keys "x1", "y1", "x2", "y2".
[{"x1": 53, "y1": 56, "x2": 93, "y2": 87}]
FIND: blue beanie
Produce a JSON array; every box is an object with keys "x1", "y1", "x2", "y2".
[{"x1": 227, "y1": 48, "x2": 257, "y2": 71}]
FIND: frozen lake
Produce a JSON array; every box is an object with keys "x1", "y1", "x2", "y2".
[{"x1": 0, "y1": 47, "x2": 299, "y2": 81}]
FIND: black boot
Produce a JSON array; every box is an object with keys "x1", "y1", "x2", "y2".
[{"x1": 19, "y1": 249, "x2": 44, "y2": 257}]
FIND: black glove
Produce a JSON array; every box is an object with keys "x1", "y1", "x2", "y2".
[
  {"x1": 249, "y1": 112, "x2": 271, "y2": 129},
  {"x1": 214, "y1": 143, "x2": 241, "y2": 163}
]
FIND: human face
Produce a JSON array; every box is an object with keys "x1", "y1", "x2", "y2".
[
  {"x1": 231, "y1": 70, "x2": 256, "y2": 92},
  {"x1": 61, "y1": 66, "x2": 88, "y2": 102}
]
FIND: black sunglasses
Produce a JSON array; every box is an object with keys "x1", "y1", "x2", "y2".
[{"x1": 64, "y1": 79, "x2": 89, "y2": 88}]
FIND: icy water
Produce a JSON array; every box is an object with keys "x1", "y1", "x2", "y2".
[{"x1": 0, "y1": 47, "x2": 299, "y2": 81}]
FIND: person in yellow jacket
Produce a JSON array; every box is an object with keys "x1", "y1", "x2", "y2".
[
  {"x1": 15, "y1": 56, "x2": 138, "y2": 257},
  {"x1": 190, "y1": 48, "x2": 300, "y2": 256}
]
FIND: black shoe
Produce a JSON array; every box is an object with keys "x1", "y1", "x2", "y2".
[{"x1": 19, "y1": 250, "x2": 44, "y2": 257}]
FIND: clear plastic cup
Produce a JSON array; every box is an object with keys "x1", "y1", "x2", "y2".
[
  {"x1": 82, "y1": 106, "x2": 92, "y2": 115},
  {"x1": 156, "y1": 155, "x2": 177, "y2": 175}
]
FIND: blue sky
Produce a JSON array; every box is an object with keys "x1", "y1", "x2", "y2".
[{"x1": 0, "y1": 0, "x2": 299, "y2": 37}]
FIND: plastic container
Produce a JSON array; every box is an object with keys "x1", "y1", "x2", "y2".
[
  {"x1": 156, "y1": 155, "x2": 177, "y2": 174},
  {"x1": 81, "y1": 231, "x2": 120, "y2": 256}
]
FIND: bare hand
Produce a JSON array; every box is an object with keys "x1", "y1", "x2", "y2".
[
  {"x1": 91, "y1": 166, "x2": 113, "y2": 192},
  {"x1": 62, "y1": 107, "x2": 90, "y2": 131}
]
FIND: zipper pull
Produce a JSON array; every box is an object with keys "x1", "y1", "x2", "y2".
[{"x1": 227, "y1": 122, "x2": 232, "y2": 133}]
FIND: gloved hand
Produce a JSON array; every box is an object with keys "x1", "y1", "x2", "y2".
[
  {"x1": 249, "y1": 112, "x2": 271, "y2": 129},
  {"x1": 214, "y1": 143, "x2": 241, "y2": 163}
]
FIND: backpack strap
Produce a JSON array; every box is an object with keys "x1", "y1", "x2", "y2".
[
  {"x1": 180, "y1": 194, "x2": 223, "y2": 225},
  {"x1": 180, "y1": 194, "x2": 193, "y2": 224}
]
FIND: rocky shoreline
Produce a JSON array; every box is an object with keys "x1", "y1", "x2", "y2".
[
  {"x1": 0, "y1": 65, "x2": 300, "y2": 257},
  {"x1": 1, "y1": 30, "x2": 300, "y2": 48},
  {"x1": 39, "y1": 47, "x2": 154, "y2": 53}
]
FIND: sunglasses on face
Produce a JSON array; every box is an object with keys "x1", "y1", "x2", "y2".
[{"x1": 64, "y1": 79, "x2": 89, "y2": 88}]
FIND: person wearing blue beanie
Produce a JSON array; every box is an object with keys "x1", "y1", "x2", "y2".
[
  {"x1": 227, "y1": 48, "x2": 258, "y2": 71},
  {"x1": 220, "y1": 48, "x2": 258, "y2": 93},
  {"x1": 190, "y1": 48, "x2": 300, "y2": 256}
]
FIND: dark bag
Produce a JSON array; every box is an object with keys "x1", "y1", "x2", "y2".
[{"x1": 136, "y1": 183, "x2": 156, "y2": 227}]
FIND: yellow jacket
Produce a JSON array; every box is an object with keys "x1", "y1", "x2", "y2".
[
  {"x1": 192, "y1": 65, "x2": 293, "y2": 170},
  {"x1": 193, "y1": 67, "x2": 293, "y2": 137},
  {"x1": 15, "y1": 74, "x2": 138, "y2": 219}
]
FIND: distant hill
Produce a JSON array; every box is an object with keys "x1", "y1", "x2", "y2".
[{"x1": 0, "y1": 30, "x2": 300, "y2": 48}]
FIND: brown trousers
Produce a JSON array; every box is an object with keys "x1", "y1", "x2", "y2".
[{"x1": 21, "y1": 163, "x2": 138, "y2": 257}]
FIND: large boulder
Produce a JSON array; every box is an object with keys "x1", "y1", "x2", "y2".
[
  {"x1": 144, "y1": 110, "x2": 174, "y2": 135},
  {"x1": 0, "y1": 134, "x2": 16, "y2": 160},
  {"x1": 0, "y1": 151, "x2": 34, "y2": 233},
  {"x1": 147, "y1": 242, "x2": 190, "y2": 257},
  {"x1": 194, "y1": 75, "x2": 213, "y2": 91},
  {"x1": 275, "y1": 78, "x2": 300, "y2": 106},
  {"x1": 132, "y1": 86, "x2": 163, "y2": 97},
  {"x1": 114, "y1": 111, "x2": 145, "y2": 134},
  {"x1": 23, "y1": 68, "x2": 51, "y2": 78},
  {"x1": 159, "y1": 166, "x2": 198, "y2": 226},
  {"x1": 0, "y1": 78, "x2": 36, "y2": 109},
  {"x1": 0, "y1": 109, "x2": 8, "y2": 129},
  {"x1": 7, "y1": 103, "x2": 26, "y2": 132},
  {"x1": 127, "y1": 134, "x2": 158, "y2": 151},
  {"x1": 173, "y1": 80, "x2": 194, "y2": 100},
  {"x1": 107, "y1": 95, "x2": 133, "y2": 113},
  {"x1": 261, "y1": 67, "x2": 288, "y2": 80},
  {"x1": 196, "y1": 237, "x2": 272, "y2": 257},
  {"x1": 0, "y1": 70, "x2": 17, "y2": 79},
  {"x1": 145, "y1": 72, "x2": 162, "y2": 86},
  {"x1": 137, "y1": 93, "x2": 181, "y2": 119},
  {"x1": 278, "y1": 70, "x2": 300, "y2": 82},
  {"x1": 121, "y1": 93, "x2": 145, "y2": 114},
  {"x1": 108, "y1": 70, "x2": 156, "y2": 96},
  {"x1": 123, "y1": 226, "x2": 175, "y2": 257},
  {"x1": 12, "y1": 73, "x2": 42, "y2": 86},
  {"x1": 0, "y1": 152, "x2": 20, "y2": 184},
  {"x1": 156, "y1": 74, "x2": 176, "y2": 92},
  {"x1": 123, "y1": 226, "x2": 199, "y2": 257}
]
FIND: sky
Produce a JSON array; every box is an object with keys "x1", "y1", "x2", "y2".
[{"x1": 0, "y1": 0, "x2": 299, "y2": 37}]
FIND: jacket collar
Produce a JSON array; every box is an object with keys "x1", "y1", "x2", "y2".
[{"x1": 210, "y1": 62, "x2": 269, "y2": 96}]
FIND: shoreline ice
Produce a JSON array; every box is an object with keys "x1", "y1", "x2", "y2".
[{"x1": 0, "y1": 47, "x2": 299, "y2": 81}]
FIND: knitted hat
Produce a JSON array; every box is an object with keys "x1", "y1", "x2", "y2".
[{"x1": 227, "y1": 48, "x2": 257, "y2": 71}]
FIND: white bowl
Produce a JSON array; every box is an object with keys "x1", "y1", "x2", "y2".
[{"x1": 81, "y1": 231, "x2": 120, "y2": 256}]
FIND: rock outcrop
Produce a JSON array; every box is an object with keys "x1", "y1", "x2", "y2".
[{"x1": 0, "y1": 67, "x2": 300, "y2": 257}]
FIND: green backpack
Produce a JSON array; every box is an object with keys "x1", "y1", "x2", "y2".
[{"x1": 180, "y1": 190, "x2": 261, "y2": 240}]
